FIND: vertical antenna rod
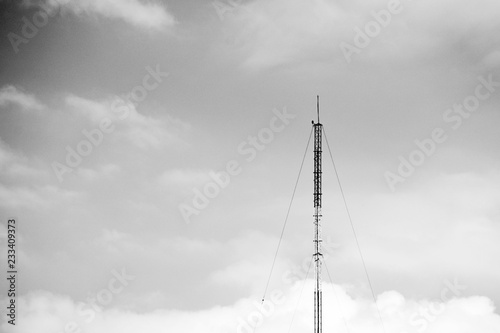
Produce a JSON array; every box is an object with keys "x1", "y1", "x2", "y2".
[
  {"x1": 317, "y1": 95, "x2": 320, "y2": 123},
  {"x1": 313, "y1": 96, "x2": 323, "y2": 333}
]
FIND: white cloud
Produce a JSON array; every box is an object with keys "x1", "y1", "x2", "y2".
[
  {"x1": 41, "y1": 0, "x2": 176, "y2": 30},
  {"x1": 0, "y1": 85, "x2": 45, "y2": 111},
  {"x1": 4, "y1": 282, "x2": 499, "y2": 333}
]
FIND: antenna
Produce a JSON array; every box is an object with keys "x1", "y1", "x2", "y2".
[
  {"x1": 317, "y1": 95, "x2": 320, "y2": 123},
  {"x1": 312, "y1": 98, "x2": 323, "y2": 333}
]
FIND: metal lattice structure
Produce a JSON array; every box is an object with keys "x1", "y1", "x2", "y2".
[{"x1": 313, "y1": 96, "x2": 323, "y2": 333}]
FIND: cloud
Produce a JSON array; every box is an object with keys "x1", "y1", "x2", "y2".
[
  {"x1": 209, "y1": 260, "x2": 265, "y2": 290},
  {"x1": 0, "y1": 133, "x2": 82, "y2": 211},
  {"x1": 0, "y1": 183, "x2": 81, "y2": 209},
  {"x1": 0, "y1": 85, "x2": 45, "y2": 111},
  {"x1": 4, "y1": 282, "x2": 500, "y2": 333},
  {"x1": 334, "y1": 171, "x2": 500, "y2": 299},
  {"x1": 0, "y1": 139, "x2": 16, "y2": 166},
  {"x1": 0, "y1": 138, "x2": 46, "y2": 179},
  {"x1": 76, "y1": 164, "x2": 121, "y2": 181},
  {"x1": 65, "y1": 94, "x2": 109, "y2": 123},
  {"x1": 91, "y1": 228, "x2": 142, "y2": 255},
  {"x1": 159, "y1": 169, "x2": 212, "y2": 188},
  {"x1": 224, "y1": 0, "x2": 500, "y2": 69},
  {"x1": 65, "y1": 94, "x2": 190, "y2": 149},
  {"x1": 225, "y1": 0, "x2": 348, "y2": 69},
  {"x1": 482, "y1": 50, "x2": 500, "y2": 69},
  {"x1": 39, "y1": 0, "x2": 176, "y2": 30}
]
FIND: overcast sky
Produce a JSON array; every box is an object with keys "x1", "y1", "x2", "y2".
[{"x1": 0, "y1": 0, "x2": 499, "y2": 332}]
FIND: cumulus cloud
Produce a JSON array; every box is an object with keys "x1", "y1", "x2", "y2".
[
  {"x1": 0, "y1": 85, "x2": 45, "y2": 111},
  {"x1": 3, "y1": 281, "x2": 499, "y2": 333},
  {"x1": 36, "y1": 0, "x2": 176, "y2": 30}
]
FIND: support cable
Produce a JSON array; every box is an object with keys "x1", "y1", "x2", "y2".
[
  {"x1": 261, "y1": 127, "x2": 314, "y2": 303},
  {"x1": 322, "y1": 128, "x2": 387, "y2": 333}
]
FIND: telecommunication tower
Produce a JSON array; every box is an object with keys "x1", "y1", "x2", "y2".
[{"x1": 312, "y1": 95, "x2": 323, "y2": 333}]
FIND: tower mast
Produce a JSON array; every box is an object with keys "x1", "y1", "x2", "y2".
[{"x1": 313, "y1": 95, "x2": 323, "y2": 333}]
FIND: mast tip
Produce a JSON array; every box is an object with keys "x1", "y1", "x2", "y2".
[{"x1": 316, "y1": 95, "x2": 320, "y2": 123}]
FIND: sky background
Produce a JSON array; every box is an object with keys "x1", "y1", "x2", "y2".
[{"x1": 0, "y1": 0, "x2": 499, "y2": 332}]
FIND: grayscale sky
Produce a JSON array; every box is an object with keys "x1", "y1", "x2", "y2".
[{"x1": 0, "y1": 0, "x2": 499, "y2": 332}]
